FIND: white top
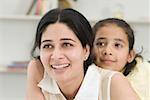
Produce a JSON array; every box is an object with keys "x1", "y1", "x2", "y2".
[{"x1": 38, "y1": 64, "x2": 116, "y2": 100}]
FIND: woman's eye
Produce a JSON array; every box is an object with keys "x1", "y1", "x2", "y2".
[
  {"x1": 42, "y1": 44, "x2": 53, "y2": 49},
  {"x1": 63, "y1": 43, "x2": 73, "y2": 47}
]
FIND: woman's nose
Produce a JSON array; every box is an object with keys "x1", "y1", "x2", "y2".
[{"x1": 51, "y1": 47, "x2": 63, "y2": 60}]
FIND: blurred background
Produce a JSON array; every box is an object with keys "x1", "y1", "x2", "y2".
[{"x1": 0, "y1": 0, "x2": 149, "y2": 99}]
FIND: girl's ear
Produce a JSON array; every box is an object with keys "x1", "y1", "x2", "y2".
[{"x1": 127, "y1": 50, "x2": 136, "y2": 63}]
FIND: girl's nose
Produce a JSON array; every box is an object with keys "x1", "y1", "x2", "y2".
[{"x1": 102, "y1": 46, "x2": 112, "y2": 56}]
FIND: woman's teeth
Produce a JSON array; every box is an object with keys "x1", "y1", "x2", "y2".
[{"x1": 51, "y1": 64, "x2": 70, "y2": 69}]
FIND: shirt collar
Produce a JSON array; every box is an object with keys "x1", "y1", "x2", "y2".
[
  {"x1": 38, "y1": 64, "x2": 100, "y2": 99},
  {"x1": 38, "y1": 72, "x2": 61, "y2": 94},
  {"x1": 75, "y1": 64, "x2": 100, "y2": 99}
]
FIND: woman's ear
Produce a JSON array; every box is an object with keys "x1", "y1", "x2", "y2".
[
  {"x1": 127, "y1": 50, "x2": 136, "y2": 63},
  {"x1": 84, "y1": 45, "x2": 90, "y2": 61}
]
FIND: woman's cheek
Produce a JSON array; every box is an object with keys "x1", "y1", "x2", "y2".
[{"x1": 40, "y1": 51, "x2": 50, "y2": 67}]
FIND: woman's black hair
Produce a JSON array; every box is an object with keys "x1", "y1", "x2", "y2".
[
  {"x1": 93, "y1": 18, "x2": 142, "y2": 76},
  {"x1": 31, "y1": 8, "x2": 94, "y2": 74}
]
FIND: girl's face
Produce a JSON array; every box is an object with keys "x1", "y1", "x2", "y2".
[
  {"x1": 40, "y1": 23, "x2": 89, "y2": 83},
  {"x1": 94, "y1": 24, "x2": 134, "y2": 72}
]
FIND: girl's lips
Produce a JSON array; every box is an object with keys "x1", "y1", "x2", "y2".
[{"x1": 101, "y1": 59, "x2": 116, "y2": 64}]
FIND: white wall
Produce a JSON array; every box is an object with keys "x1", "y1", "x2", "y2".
[
  {"x1": 0, "y1": 0, "x2": 32, "y2": 15},
  {"x1": 131, "y1": 23, "x2": 150, "y2": 61},
  {"x1": 73, "y1": 0, "x2": 149, "y2": 21},
  {"x1": 0, "y1": 73, "x2": 26, "y2": 100},
  {"x1": 0, "y1": 19, "x2": 38, "y2": 66}
]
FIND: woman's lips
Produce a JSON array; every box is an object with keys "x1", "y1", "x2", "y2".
[
  {"x1": 51, "y1": 64, "x2": 70, "y2": 69},
  {"x1": 51, "y1": 64, "x2": 70, "y2": 73}
]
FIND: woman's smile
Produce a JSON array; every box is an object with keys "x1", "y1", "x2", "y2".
[
  {"x1": 51, "y1": 64, "x2": 70, "y2": 74},
  {"x1": 51, "y1": 63, "x2": 70, "y2": 69}
]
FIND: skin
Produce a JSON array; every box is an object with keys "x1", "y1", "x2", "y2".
[
  {"x1": 93, "y1": 24, "x2": 135, "y2": 72},
  {"x1": 26, "y1": 23, "x2": 139, "y2": 100},
  {"x1": 111, "y1": 73, "x2": 139, "y2": 100},
  {"x1": 26, "y1": 59, "x2": 44, "y2": 100}
]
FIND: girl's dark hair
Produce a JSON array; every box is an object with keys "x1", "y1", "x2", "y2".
[
  {"x1": 31, "y1": 8, "x2": 94, "y2": 74},
  {"x1": 93, "y1": 18, "x2": 142, "y2": 76}
]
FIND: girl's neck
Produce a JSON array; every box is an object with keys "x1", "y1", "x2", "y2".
[{"x1": 58, "y1": 73, "x2": 84, "y2": 99}]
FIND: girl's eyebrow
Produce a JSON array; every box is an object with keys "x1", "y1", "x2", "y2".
[
  {"x1": 95, "y1": 37, "x2": 126, "y2": 45},
  {"x1": 114, "y1": 38, "x2": 126, "y2": 44},
  {"x1": 96, "y1": 37, "x2": 106, "y2": 41}
]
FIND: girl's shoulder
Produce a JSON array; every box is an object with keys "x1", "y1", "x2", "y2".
[
  {"x1": 129, "y1": 57, "x2": 150, "y2": 76},
  {"x1": 27, "y1": 58, "x2": 44, "y2": 83},
  {"x1": 127, "y1": 57, "x2": 150, "y2": 99},
  {"x1": 127, "y1": 57, "x2": 150, "y2": 83}
]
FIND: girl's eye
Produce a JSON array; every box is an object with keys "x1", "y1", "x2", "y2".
[
  {"x1": 114, "y1": 43, "x2": 123, "y2": 48},
  {"x1": 96, "y1": 42, "x2": 105, "y2": 47},
  {"x1": 63, "y1": 42, "x2": 73, "y2": 47}
]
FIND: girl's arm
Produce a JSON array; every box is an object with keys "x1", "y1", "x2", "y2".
[
  {"x1": 110, "y1": 73, "x2": 140, "y2": 100},
  {"x1": 26, "y1": 59, "x2": 44, "y2": 100}
]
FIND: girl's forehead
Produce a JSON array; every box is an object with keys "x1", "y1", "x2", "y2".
[
  {"x1": 96, "y1": 24, "x2": 126, "y2": 35},
  {"x1": 95, "y1": 24, "x2": 128, "y2": 41}
]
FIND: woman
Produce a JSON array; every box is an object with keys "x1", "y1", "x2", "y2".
[
  {"x1": 93, "y1": 18, "x2": 150, "y2": 99},
  {"x1": 26, "y1": 8, "x2": 139, "y2": 100}
]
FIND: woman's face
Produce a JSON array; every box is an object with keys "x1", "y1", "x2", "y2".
[
  {"x1": 93, "y1": 24, "x2": 134, "y2": 72},
  {"x1": 40, "y1": 23, "x2": 89, "y2": 82}
]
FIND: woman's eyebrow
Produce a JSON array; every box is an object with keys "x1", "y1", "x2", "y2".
[
  {"x1": 60, "y1": 38, "x2": 76, "y2": 42},
  {"x1": 41, "y1": 40, "x2": 52, "y2": 44}
]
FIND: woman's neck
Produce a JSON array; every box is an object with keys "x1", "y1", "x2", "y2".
[{"x1": 57, "y1": 73, "x2": 84, "y2": 99}]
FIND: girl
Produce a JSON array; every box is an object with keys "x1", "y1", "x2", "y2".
[{"x1": 93, "y1": 18, "x2": 150, "y2": 100}]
